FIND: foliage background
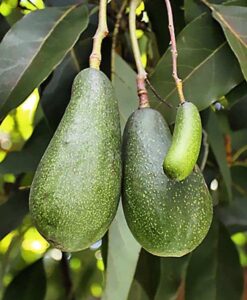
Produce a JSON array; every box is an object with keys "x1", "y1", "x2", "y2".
[{"x1": 0, "y1": 0, "x2": 247, "y2": 299}]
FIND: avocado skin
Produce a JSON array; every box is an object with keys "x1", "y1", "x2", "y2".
[
  {"x1": 163, "y1": 101, "x2": 202, "y2": 181},
  {"x1": 122, "y1": 108, "x2": 212, "y2": 257},
  {"x1": 29, "y1": 68, "x2": 122, "y2": 252}
]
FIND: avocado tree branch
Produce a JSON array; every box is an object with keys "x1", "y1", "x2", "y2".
[
  {"x1": 89, "y1": 0, "x2": 109, "y2": 69},
  {"x1": 129, "y1": 0, "x2": 149, "y2": 108},
  {"x1": 163, "y1": 0, "x2": 185, "y2": 104}
]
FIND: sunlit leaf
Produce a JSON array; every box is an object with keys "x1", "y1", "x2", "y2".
[{"x1": 0, "y1": 4, "x2": 89, "y2": 120}]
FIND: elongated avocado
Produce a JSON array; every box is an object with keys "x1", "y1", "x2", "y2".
[
  {"x1": 163, "y1": 101, "x2": 202, "y2": 181},
  {"x1": 29, "y1": 68, "x2": 122, "y2": 252},
  {"x1": 122, "y1": 108, "x2": 212, "y2": 257}
]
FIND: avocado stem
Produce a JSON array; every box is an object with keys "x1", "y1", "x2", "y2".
[
  {"x1": 164, "y1": 0, "x2": 185, "y2": 104},
  {"x1": 129, "y1": 0, "x2": 150, "y2": 108},
  {"x1": 89, "y1": 0, "x2": 109, "y2": 70}
]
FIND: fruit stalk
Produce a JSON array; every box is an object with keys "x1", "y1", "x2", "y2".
[
  {"x1": 89, "y1": 0, "x2": 109, "y2": 69},
  {"x1": 163, "y1": 0, "x2": 185, "y2": 104},
  {"x1": 129, "y1": 0, "x2": 149, "y2": 108}
]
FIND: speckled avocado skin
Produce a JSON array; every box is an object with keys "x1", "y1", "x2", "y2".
[
  {"x1": 163, "y1": 102, "x2": 202, "y2": 181},
  {"x1": 122, "y1": 108, "x2": 212, "y2": 257},
  {"x1": 29, "y1": 68, "x2": 121, "y2": 252}
]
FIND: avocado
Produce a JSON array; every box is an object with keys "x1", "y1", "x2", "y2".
[
  {"x1": 29, "y1": 68, "x2": 122, "y2": 252},
  {"x1": 122, "y1": 108, "x2": 212, "y2": 257},
  {"x1": 163, "y1": 101, "x2": 202, "y2": 181}
]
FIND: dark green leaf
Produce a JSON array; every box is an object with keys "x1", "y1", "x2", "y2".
[
  {"x1": 0, "y1": 190, "x2": 29, "y2": 240},
  {"x1": 102, "y1": 55, "x2": 141, "y2": 300},
  {"x1": 206, "y1": 111, "x2": 232, "y2": 202},
  {"x1": 217, "y1": 197, "x2": 247, "y2": 233},
  {"x1": 185, "y1": 218, "x2": 243, "y2": 300},
  {"x1": 0, "y1": 120, "x2": 52, "y2": 174},
  {"x1": 155, "y1": 255, "x2": 190, "y2": 300},
  {"x1": 224, "y1": 0, "x2": 247, "y2": 6},
  {"x1": 145, "y1": 0, "x2": 185, "y2": 55},
  {"x1": 0, "y1": 4, "x2": 89, "y2": 120},
  {"x1": 102, "y1": 203, "x2": 141, "y2": 300},
  {"x1": 184, "y1": 0, "x2": 224, "y2": 23},
  {"x1": 128, "y1": 280, "x2": 149, "y2": 300},
  {"x1": 3, "y1": 259, "x2": 46, "y2": 300},
  {"x1": 135, "y1": 250, "x2": 160, "y2": 300},
  {"x1": 228, "y1": 83, "x2": 247, "y2": 130},
  {"x1": 41, "y1": 52, "x2": 80, "y2": 131},
  {"x1": 149, "y1": 13, "x2": 243, "y2": 124},
  {"x1": 113, "y1": 55, "x2": 138, "y2": 130},
  {"x1": 0, "y1": 15, "x2": 9, "y2": 41},
  {"x1": 184, "y1": 0, "x2": 208, "y2": 23},
  {"x1": 211, "y1": 4, "x2": 247, "y2": 81}
]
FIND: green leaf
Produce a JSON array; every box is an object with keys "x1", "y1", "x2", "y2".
[
  {"x1": 155, "y1": 255, "x2": 190, "y2": 300},
  {"x1": 0, "y1": 15, "x2": 9, "y2": 41},
  {"x1": 0, "y1": 4, "x2": 89, "y2": 120},
  {"x1": 206, "y1": 111, "x2": 232, "y2": 202},
  {"x1": 228, "y1": 83, "x2": 247, "y2": 130},
  {"x1": 224, "y1": 0, "x2": 247, "y2": 6},
  {"x1": 0, "y1": 120, "x2": 52, "y2": 174},
  {"x1": 145, "y1": 0, "x2": 185, "y2": 55},
  {"x1": 217, "y1": 196, "x2": 247, "y2": 233},
  {"x1": 102, "y1": 203, "x2": 141, "y2": 300},
  {"x1": 113, "y1": 55, "x2": 138, "y2": 131},
  {"x1": 0, "y1": 190, "x2": 29, "y2": 240},
  {"x1": 102, "y1": 55, "x2": 141, "y2": 300},
  {"x1": 135, "y1": 250, "x2": 160, "y2": 300},
  {"x1": 184, "y1": 0, "x2": 208, "y2": 23},
  {"x1": 149, "y1": 13, "x2": 243, "y2": 124},
  {"x1": 210, "y1": 4, "x2": 247, "y2": 81},
  {"x1": 128, "y1": 280, "x2": 149, "y2": 300},
  {"x1": 185, "y1": 218, "x2": 243, "y2": 300},
  {"x1": 3, "y1": 259, "x2": 46, "y2": 300},
  {"x1": 184, "y1": 0, "x2": 224, "y2": 23},
  {"x1": 41, "y1": 52, "x2": 80, "y2": 131}
]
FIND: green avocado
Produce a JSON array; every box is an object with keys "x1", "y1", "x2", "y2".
[
  {"x1": 122, "y1": 108, "x2": 212, "y2": 257},
  {"x1": 29, "y1": 68, "x2": 122, "y2": 252},
  {"x1": 163, "y1": 101, "x2": 202, "y2": 181}
]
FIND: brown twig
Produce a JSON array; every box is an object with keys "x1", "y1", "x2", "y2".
[{"x1": 163, "y1": 0, "x2": 185, "y2": 104}]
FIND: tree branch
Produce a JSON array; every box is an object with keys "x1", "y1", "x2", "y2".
[
  {"x1": 89, "y1": 0, "x2": 109, "y2": 69},
  {"x1": 163, "y1": 0, "x2": 185, "y2": 104},
  {"x1": 129, "y1": 0, "x2": 149, "y2": 108}
]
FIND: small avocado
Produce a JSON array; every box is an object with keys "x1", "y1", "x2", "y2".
[
  {"x1": 122, "y1": 108, "x2": 212, "y2": 257},
  {"x1": 29, "y1": 68, "x2": 122, "y2": 252},
  {"x1": 163, "y1": 101, "x2": 202, "y2": 181}
]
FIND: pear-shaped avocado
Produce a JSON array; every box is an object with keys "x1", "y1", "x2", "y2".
[
  {"x1": 122, "y1": 108, "x2": 212, "y2": 257},
  {"x1": 29, "y1": 68, "x2": 122, "y2": 252},
  {"x1": 163, "y1": 101, "x2": 202, "y2": 181}
]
